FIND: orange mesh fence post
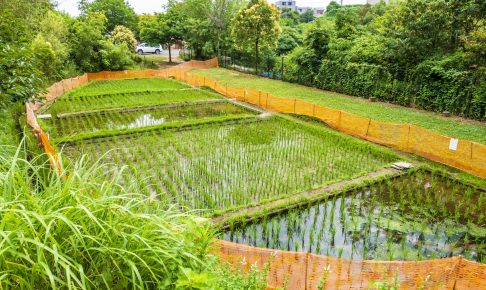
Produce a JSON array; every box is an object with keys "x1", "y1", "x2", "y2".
[
  {"x1": 294, "y1": 99, "x2": 315, "y2": 117},
  {"x1": 338, "y1": 111, "x2": 372, "y2": 138}
]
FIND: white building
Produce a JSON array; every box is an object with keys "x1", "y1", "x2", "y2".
[
  {"x1": 275, "y1": 1, "x2": 297, "y2": 11},
  {"x1": 275, "y1": 1, "x2": 325, "y2": 17}
]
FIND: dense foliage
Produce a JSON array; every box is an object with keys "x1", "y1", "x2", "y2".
[
  {"x1": 0, "y1": 0, "x2": 140, "y2": 106},
  {"x1": 282, "y1": 1, "x2": 486, "y2": 119},
  {"x1": 222, "y1": 0, "x2": 486, "y2": 120}
]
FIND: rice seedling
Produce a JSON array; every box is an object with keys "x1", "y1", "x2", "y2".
[
  {"x1": 60, "y1": 116, "x2": 397, "y2": 213},
  {"x1": 44, "y1": 89, "x2": 223, "y2": 115},
  {"x1": 69, "y1": 78, "x2": 190, "y2": 97},
  {"x1": 41, "y1": 101, "x2": 256, "y2": 140},
  {"x1": 222, "y1": 171, "x2": 486, "y2": 262}
]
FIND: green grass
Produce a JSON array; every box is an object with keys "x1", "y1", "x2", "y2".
[
  {"x1": 40, "y1": 101, "x2": 256, "y2": 140},
  {"x1": 192, "y1": 68, "x2": 486, "y2": 144},
  {"x1": 0, "y1": 105, "x2": 21, "y2": 161},
  {"x1": 68, "y1": 78, "x2": 189, "y2": 97},
  {"x1": 0, "y1": 148, "x2": 268, "y2": 289},
  {"x1": 61, "y1": 116, "x2": 398, "y2": 214},
  {"x1": 44, "y1": 89, "x2": 223, "y2": 115}
]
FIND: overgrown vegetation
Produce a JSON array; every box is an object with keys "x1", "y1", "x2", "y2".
[
  {"x1": 0, "y1": 149, "x2": 268, "y2": 289},
  {"x1": 219, "y1": 0, "x2": 486, "y2": 120}
]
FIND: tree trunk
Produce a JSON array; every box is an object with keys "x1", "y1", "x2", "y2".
[
  {"x1": 168, "y1": 44, "x2": 172, "y2": 63},
  {"x1": 255, "y1": 38, "x2": 259, "y2": 75}
]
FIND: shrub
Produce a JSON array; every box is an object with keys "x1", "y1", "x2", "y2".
[{"x1": 111, "y1": 25, "x2": 138, "y2": 52}]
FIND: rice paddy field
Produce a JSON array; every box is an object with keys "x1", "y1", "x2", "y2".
[
  {"x1": 40, "y1": 101, "x2": 256, "y2": 141},
  {"x1": 61, "y1": 117, "x2": 397, "y2": 212},
  {"x1": 38, "y1": 77, "x2": 486, "y2": 265},
  {"x1": 222, "y1": 170, "x2": 486, "y2": 262}
]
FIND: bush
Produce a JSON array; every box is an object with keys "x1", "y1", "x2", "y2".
[
  {"x1": 111, "y1": 25, "x2": 138, "y2": 52},
  {"x1": 0, "y1": 44, "x2": 42, "y2": 105},
  {"x1": 100, "y1": 40, "x2": 134, "y2": 71}
]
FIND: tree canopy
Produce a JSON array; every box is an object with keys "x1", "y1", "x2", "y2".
[{"x1": 231, "y1": 0, "x2": 281, "y2": 73}]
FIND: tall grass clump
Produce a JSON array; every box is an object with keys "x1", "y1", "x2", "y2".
[{"x1": 0, "y1": 147, "x2": 266, "y2": 289}]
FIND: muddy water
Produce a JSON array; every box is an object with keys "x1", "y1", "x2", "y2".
[{"x1": 223, "y1": 171, "x2": 486, "y2": 262}]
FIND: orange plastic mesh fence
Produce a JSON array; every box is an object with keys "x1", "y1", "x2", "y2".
[
  {"x1": 366, "y1": 121, "x2": 410, "y2": 151},
  {"x1": 213, "y1": 240, "x2": 486, "y2": 290},
  {"x1": 337, "y1": 111, "x2": 371, "y2": 137},
  {"x1": 215, "y1": 240, "x2": 308, "y2": 289}
]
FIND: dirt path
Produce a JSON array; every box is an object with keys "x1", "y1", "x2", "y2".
[{"x1": 211, "y1": 166, "x2": 406, "y2": 228}]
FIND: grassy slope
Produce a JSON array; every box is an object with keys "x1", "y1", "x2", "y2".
[{"x1": 192, "y1": 68, "x2": 486, "y2": 144}]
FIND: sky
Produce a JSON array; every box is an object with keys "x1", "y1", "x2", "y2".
[{"x1": 56, "y1": 0, "x2": 368, "y2": 17}]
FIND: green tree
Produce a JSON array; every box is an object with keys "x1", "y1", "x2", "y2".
[
  {"x1": 277, "y1": 26, "x2": 302, "y2": 55},
  {"x1": 300, "y1": 9, "x2": 315, "y2": 23},
  {"x1": 0, "y1": 45, "x2": 42, "y2": 105},
  {"x1": 111, "y1": 25, "x2": 137, "y2": 52},
  {"x1": 70, "y1": 12, "x2": 107, "y2": 72},
  {"x1": 167, "y1": 0, "x2": 212, "y2": 59},
  {"x1": 139, "y1": 13, "x2": 182, "y2": 63},
  {"x1": 79, "y1": 0, "x2": 138, "y2": 34},
  {"x1": 335, "y1": 8, "x2": 359, "y2": 39},
  {"x1": 325, "y1": 1, "x2": 341, "y2": 17},
  {"x1": 0, "y1": 2, "x2": 44, "y2": 105},
  {"x1": 209, "y1": 0, "x2": 245, "y2": 57},
  {"x1": 280, "y1": 7, "x2": 300, "y2": 26},
  {"x1": 231, "y1": 0, "x2": 281, "y2": 74},
  {"x1": 33, "y1": 11, "x2": 74, "y2": 81}
]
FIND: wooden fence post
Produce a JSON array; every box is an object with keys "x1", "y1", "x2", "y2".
[
  {"x1": 365, "y1": 119, "x2": 372, "y2": 136},
  {"x1": 406, "y1": 124, "x2": 411, "y2": 151}
]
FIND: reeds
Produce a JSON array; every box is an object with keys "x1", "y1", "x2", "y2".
[{"x1": 0, "y1": 147, "x2": 225, "y2": 288}]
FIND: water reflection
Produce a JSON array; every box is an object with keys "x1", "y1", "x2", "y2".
[{"x1": 108, "y1": 114, "x2": 166, "y2": 130}]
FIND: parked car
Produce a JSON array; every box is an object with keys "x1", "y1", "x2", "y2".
[{"x1": 135, "y1": 43, "x2": 162, "y2": 54}]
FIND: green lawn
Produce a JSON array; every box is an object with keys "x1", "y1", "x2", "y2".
[{"x1": 192, "y1": 68, "x2": 486, "y2": 144}]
